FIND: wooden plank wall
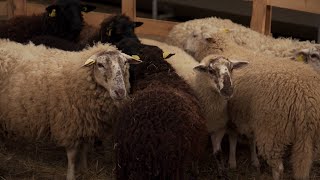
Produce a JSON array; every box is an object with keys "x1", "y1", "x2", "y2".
[{"x1": 250, "y1": 0, "x2": 320, "y2": 35}]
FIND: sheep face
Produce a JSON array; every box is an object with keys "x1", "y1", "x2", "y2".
[
  {"x1": 86, "y1": 51, "x2": 142, "y2": 100},
  {"x1": 194, "y1": 55, "x2": 248, "y2": 98},
  {"x1": 99, "y1": 15, "x2": 143, "y2": 44},
  {"x1": 45, "y1": 1, "x2": 96, "y2": 40},
  {"x1": 292, "y1": 46, "x2": 320, "y2": 71},
  {"x1": 184, "y1": 29, "x2": 225, "y2": 60}
]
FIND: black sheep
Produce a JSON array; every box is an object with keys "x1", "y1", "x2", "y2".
[
  {"x1": 112, "y1": 27, "x2": 207, "y2": 180},
  {"x1": 85, "y1": 14, "x2": 143, "y2": 46},
  {"x1": 0, "y1": 0, "x2": 95, "y2": 46}
]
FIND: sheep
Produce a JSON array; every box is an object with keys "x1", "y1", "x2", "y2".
[
  {"x1": 0, "y1": 39, "x2": 141, "y2": 180},
  {"x1": 181, "y1": 30, "x2": 320, "y2": 179},
  {"x1": 84, "y1": 14, "x2": 144, "y2": 47},
  {"x1": 0, "y1": 0, "x2": 95, "y2": 46},
  {"x1": 140, "y1": 38, "x2": 249, "y2": 169},
  {"x1": 113, "y1": 39, "x2": 213, "y2": 179},
  {"x1": 166, "y1": 17, "x2": 319, "y2": 59},
  {"x1": 291, "y1": 46, "x2": 320, "y2": 71}
]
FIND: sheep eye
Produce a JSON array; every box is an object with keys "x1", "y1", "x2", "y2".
[
  {"x1": 193, "y1": 35, "x2": 197, "y2": 38},
  {"x1": 97, "y1": 63, "x2": 104, "y2": 68},
  {"x1": 209, "y1": 69, "x2": 216, "y2": 75},
  {"x1": 310, "y1": 53, "x2": 319, "y2": 59}
]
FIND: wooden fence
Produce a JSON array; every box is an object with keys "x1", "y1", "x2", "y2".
[{"x1": 0, "y1": 0, "x2": 320, "y2": 38}]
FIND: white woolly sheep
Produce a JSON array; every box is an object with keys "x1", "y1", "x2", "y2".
[
  {"x1": 140, "y1": 38, "x2": 249, "y2": 170},
  {"x1": 166, "y1": 17, "x2": 319, "y2": 59},
  {"x1": 180, "y1": 33, "x2": 320, "y2": 179},
  {"x1": 0, "y1": 39, "x2": 141, "y2": 180}
]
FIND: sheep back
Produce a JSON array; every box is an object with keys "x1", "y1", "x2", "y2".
[{"x1": 0, "y1": 40, "x2": 120, "y2": 147}]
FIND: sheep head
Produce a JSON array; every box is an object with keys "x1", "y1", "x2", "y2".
[
  {"x1": 184, "y1": 27, "x2": 227, "y2": 60},
  {"x1": 99, "y1": 15, "x2": 143, "y2": 44},
  {"x1": 84, "y1": 50, "x2": 142, "y2": 100},
  {"x1": 45, "y1": 1, "x2": 96, "y2": 40},
  {"x1": 291, "y1": 46, "x2": 320, "y2": 71},
  {"x1": 194, "y1": 55, "x2": 248, "y2": 99}
]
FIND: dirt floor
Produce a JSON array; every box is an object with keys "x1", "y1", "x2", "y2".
[{"x1": 2, "y1": 135, "x2": 320, "y2": 180}]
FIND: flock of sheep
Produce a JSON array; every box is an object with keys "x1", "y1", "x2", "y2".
[{"x1": 0, "y1": 0, "x2": 320, "y2": 179}]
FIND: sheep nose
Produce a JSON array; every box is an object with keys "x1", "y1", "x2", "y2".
[{"x1": 114, "y1": 89, "x2": 126, "y2": 99}]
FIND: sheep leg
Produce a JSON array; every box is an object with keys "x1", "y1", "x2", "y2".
[
  {"x1": 228, "y1": 131, "x2": 237, "y2": 169},
  {"x1": 66, "y1": 146, "x2": 79, "y2": 180},
  {"x1": 211, "y1": 129, "x2": 228, "y2": 179},
  {"x1": 210, "y1": 128, "x2": 226, "y2": 154},
  {"x1": 80, "y1": 142, "x2": 89, "y2": 171},
  {"x1": 256, "y1": 133, "x2": 284, "y2": 180},
  {"x1": 291, "y1": 136, "x2": 313, "y2": 179},
  {"x1": 250, "y1": 140, "x2": 260, "y2": 170}
]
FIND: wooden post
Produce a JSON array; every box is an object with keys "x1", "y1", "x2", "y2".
[
  {"x1": 13, "y1": 0, "x2": 27, "y2": 16},
  {"x1": 6, "y1": 0, "x2": 26, "y2": 18},
  {"x1": 250, "y1": 0, "x2": 272, "y2": 35},
  {"x1": 264, "y1": 5, "x2": 272, "y2": 35},
  {"x1": 7, "y1": 0, "x2": 14, "y2": 18},
  {"x1": 121, "y1": 0, "x2": 136, "y2": 20}
]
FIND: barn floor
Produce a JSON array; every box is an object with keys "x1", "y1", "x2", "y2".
[{"x1": 2, "y1": 136, "x2": 320, "y2": 180}]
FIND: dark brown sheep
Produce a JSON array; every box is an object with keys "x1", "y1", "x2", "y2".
[{"x1": 0, "y1": 0, "x2": 95, "y2": 48}]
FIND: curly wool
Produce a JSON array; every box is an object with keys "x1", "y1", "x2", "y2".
[
  {"x1": 166, "y1": 17, "x2": 318, "y2": 58},
  {"x1": 0, "y1": 39, "x2": 124, "y2": 148},
  {"x1": 228, "y1": 54, "x2": 320, "y2": 179},
  {"x1": 114, "y1": 38, "x2": 207, "y2": 179}
]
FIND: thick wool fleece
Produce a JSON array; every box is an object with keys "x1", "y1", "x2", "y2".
[
  {"x1": 141, "y1": 38, "x2": 228, "y2": 133},
  {"x1": 166, "y1": 17, "x2": 318, "y2": 58},
  {"x1": 229, "y1": 55, "x2": 320, "y2": 179},
  {"x1": 114, "y1": 38, "x2": 207, "y2": 179},
  {"x1": 0, "y1": 40, "x2": 126, "y2": 148}
]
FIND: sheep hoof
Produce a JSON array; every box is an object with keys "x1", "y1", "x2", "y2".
[{"x1": 228, "y1": 160, "x2": 237, "y2": 169}]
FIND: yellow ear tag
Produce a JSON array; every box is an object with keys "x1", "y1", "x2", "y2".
[
  {"x1": 163, "y1": 52, "x2": 171, "y2": 59},
  {"x1": 83, "y1": 58, "x2": 96, "y2": 67},
  {"x1": 82, "y1": 7, "x2": 88, "y2": 12},
  {"x1": 296, "y1": 54, "x2": 305, "y2": 62},
  {"x1": 106, "y1": 29, "x2": 112, "y2": 36},
  {"x1": 49, "y1": 9, "x2": 56, "y2": 17},
  {"x1": 131, "y1": 55, "x2": 140, "y2": 60},
  {"x1": 222, "y1": 28, "x2": 230, "y2": 33}
]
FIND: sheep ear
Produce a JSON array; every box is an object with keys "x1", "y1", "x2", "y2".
[
  {"x1": 121, "y1": 53, "x2": 143, "y2": 64},
  {"x1": 193, "y1": 64, "x2": 208, "y2": 73},
  {"x1": 134, "y1": 22, "x2": 144, "y2": 28},
  {"x1": 81, "y1": 4, "x2": 96, "y2": 13},
  {"x1": 83, "y1": 58, "x2": 96, "y2": 67},
  {"x1": 46, "y1": 5, "x2": 59, "y2": 17},
  {"x1": 205, "y1": 38, "x2": 216, "y2": 43},
  {"x1": 230, "y1": 60, "x2": 249, "y2": 70},
  {"x1": 163, "y1": 52, "x2": 175, "y2": 59}
]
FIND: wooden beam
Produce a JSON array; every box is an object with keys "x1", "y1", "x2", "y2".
[
  {"x1": 267, "y1": 0, "x2": 320, "y2": 14},
  {"x1": 7, "y1": 0, "x2": 14, "y2": 18},
  {"x1": 135, "y1": 17, "x2": 178, "y2": 37},
  {"x1": 13, "y1": 0, "x2": 26, "y2": 16},
  {"x1": 121, "y1": 0, "x2": 136, "y2": 20},
  {"x1": 0, "y1": 1, "x2": 8, "y2": 17},
  {"x1": 264, "y1": 5, "x2": 272, "y2": 35},
  {"x1": 250, "y1": 0, "x2": 268, "y2": 34}
]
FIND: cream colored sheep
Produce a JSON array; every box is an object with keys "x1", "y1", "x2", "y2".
[
  {"x1": 0, "y1": 39, "x2": 141, "y2": 180},
  {"x1": 166, "y1": 17, "x2": 318, "y2": 59},
  {"x1": 140, "y1": 38, "x2": 249, "y2": 169},
  {"x1": 180, "y1": 32, "x2": 320, "y2": 179}
]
